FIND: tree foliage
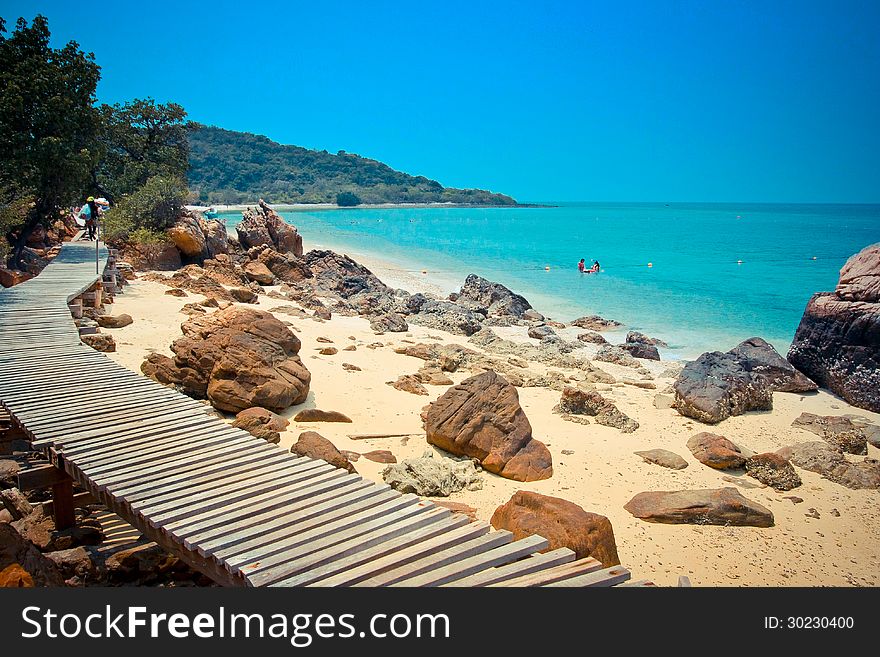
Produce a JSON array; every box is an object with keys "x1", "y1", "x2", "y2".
[
  {"x1": 188, "y1": 125, "x2": 517, "y2": 206},
  {"x1": 336, "y1": 191, "x2": 361, "y2": 206},
  {"x1": 101, "y1": 175, "x2": 188, "y2": 245},
  {"x1": 0, "y1": 15, "x2": 101, "y2": 263},
  {"x1": 96, "y1": 98, "x2": 189, "y2": 201}
]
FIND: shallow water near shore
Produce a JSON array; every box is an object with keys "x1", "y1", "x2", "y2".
[{"x1": 227, "y1": 202, "x2": 879, "y2": 358}]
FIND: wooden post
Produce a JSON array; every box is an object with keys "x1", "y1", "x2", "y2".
[{"x1": 51, "y1": 479, "x2": 75, "y2": 529}]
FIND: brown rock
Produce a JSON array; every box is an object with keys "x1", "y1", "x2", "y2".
[
  {"x1": 490, "y1": 491, "x2": 620, "y2": 566},
  {"x1": 577, "y1": 331, "x2": 608, "y2": 345},
  {"x1": 634, "y1": 449, "x2": 688, "y2": 470},
  {"x1": 433, "y1": 501, "x2": 478, "y2": 522},
  {"x1": 570, "y1": 315, "x2": 622, "y2": 331},
  {"x1": 553, "y1": 387, "x2": 639, "y2": 432},
  {"x1": 342, "y1": 363, "x2": 361, "y2": 371},
  {"x1": 340, "y1": 450, "x2": 361, "y2": 462},
  {"x1": 785, "y1": 442, "x2": 880, "y2": 489},
  {"x1": 123, "y1": 241, "x2": 181, "y2": 271},
  {"x1": 423, "y1": 370, "x2": 552, "y2": 482},
  {"x1": 687, "y1": 432, "x2": 746, "y2": 469},
  {"x1": 96, "y1": 314, "x2": 133, "y2": 329},
  {"x1": 624, "y1": 487, "x2": 774, "y2": 527},
  {"x1": 232, "y1": 407, "x2": 289, "y2": 443},
  {"x1": 244, "y1": 260, "x2": 275, "y2": 285},
  {"x1": 237, "y1": 200, "x2": 303, "y2": 255},
  {"x1": 293, "y1": 409, "x2": 352, "y2": 423},
  {"x1": 791, "y1": 412, "x2": 871, "y2": 455},
  {"x1": 314, "y1": 308, "x2": 332, "y2": 320},
  {"x1": 166, "y1": 210, "x2": 207, "y2": 257},
  {"x1": 230, "y1": 287, "x2": 258, "y2": 303},
  {"x1": 141, "y1": 353, "x2": 208, "y2": 398},
  {"x1": 0, "y1": 523, "x2": 65, "y2": 586},
  {"x1": 165, "y1": 288, "x2": 188, "y2": 297},
  {"x1": 745, "y1": 452, "x2": 801, "y2": 490},
  {"x1": 319, "y1": 347, "x2": 338, "y2": 355},
  {"x1": 81, "y1": 333, "x2": 116, "y2": 353},
  {"x1": 291, "y1": 431, "x2": 356, "y2": 473},
  {"x1": 0, "y1": 268, "x2": 33, "y2": 288},
  {"x1": 362, "y1": 450, "x2": 397, "y2": 464},
  {"x1": 387, "y1": 374, "x2": 429, "y2": 396}
]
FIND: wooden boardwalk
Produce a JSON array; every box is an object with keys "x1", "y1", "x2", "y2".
[{"x1": 0, "y1": 241, "x2": 635, "y2": 587}]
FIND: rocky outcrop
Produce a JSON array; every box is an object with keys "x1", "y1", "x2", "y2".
[
  {"x1": 142, "y1": 306, "x2": 310, "y2": 413},
  {"x1": 123, "y1": 241, "x2": 182, "y2": 271},
  {"x1": 457, "y1": 274, "x2": 533, "y2": 318},
  {"x1": 570, "y1": 315, "x2": 622, "y2": 331},
  {"x1": 788, "y1": 243, "x2": 880, "y2": 412},
  {"x1": 783, "y1": 442, "x2": 880, "y2": 490},
  {"x1": 409, "y1": 300, "x2": 485, "y2": 336},
  {"x1": 237, "y1": 200, "x2": 303, "y2": 255},
  {"x1": 553, "y1": 387, "x2": 639, "y2": 433},
  {"x1": 257, "y1": 248, "x2": 312, "y2": 284},
  {"x1": 791, "y1": 412, "x2": 877, "y2": 452},
  {"x1": 232, "y1": 407, "x2": 289, "y2": 443},
  {"x1": 673, "y1": 351, "x2": 773, "y2": 424},
  {"x1": 527, "y1": 325, "x2": 556, "y2": 340},
  {"x1": 490, "y1": 491, "x2": 620, "y2": 566},
  {"x1": 626, "y1": 331, "x2": 668, "y2": 348},
  {"x1": 167, "y1": 209, "x2": 207, "y2": 257},
  {"x1": 619, "y1": 342, "x2": 660, "y2": 361},
  {"x1": 728, "y1": 337, "x2": 816, "y2": 392},
  {"x1": 624, "y1": 488, "x2": 774, "y2": 527},
  {"x1": 686, "y1": 432, "x2": 746, "y2": 469},
  {"x1": 291, "y1": 431, "x2": 356, "y2": 473},
  {"x1": 0, "y1": 524, "x2": 65, "y2": 587},
  {"x1": 381, "y1": 451, "x2": 482, "y2": 496},
  {"x1": 140, "y1": 353, "x2": 208, "y2": 398},
  {"x1": 745, "y1": 453, "x2": 801, "y2": 490},
  {"x1": 634, "y1": 449, "x2": 688, "y2": 470},
  {"x1": 423, "y1": 371, "x2": 553, "y2": 482}
]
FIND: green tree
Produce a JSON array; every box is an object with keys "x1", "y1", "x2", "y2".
[
  {"x1": 336, "y1": 191, "x2": 361, "y2": 206},
  {"x1": 0, "y1": 15, "x2": 101, "y2": 266},
  {"x1": 101, "y1": 174, "x2": 188, "y2": 245},
  {"x1": 95, "y1": 98, "x2": 188, "y2": 201}
]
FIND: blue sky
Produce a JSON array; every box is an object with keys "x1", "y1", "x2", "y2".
[{"x1": 4, "y1": 0, "x2": 879, "y2": 202}]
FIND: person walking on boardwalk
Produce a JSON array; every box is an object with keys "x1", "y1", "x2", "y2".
[{"x1": 78, "y1": 196, "x2": 99, "y2": 240}]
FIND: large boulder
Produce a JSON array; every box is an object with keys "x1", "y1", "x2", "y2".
[
  {"x1": 0, "y1": 267, "x2": 33, "y2": 288},
  {"x1": 626, "y1": 331, "x2": 668, "y2": 348},
  {"x1": 141, "y1": 353, "x2": 208, "y2": 398},
  {"x1": 243, "y1": 260, "x2": 275, "y2": 285},
  {"x1": 410, "y1": 300, "x2": 485, "y2": 336},
  {"x1": 96, "y1": 314, "x2": 133, "y2": 329},
  {"x1": 302, "y1": 249, "x2": 391, "y2": 300},
  {"x1": 291, "y1": 432, "x2": 356, "y2": 473},
  {"x1": 257, "y1": 248, "x2": 312, "y2": 284},
  {"x1": 381, "y1": 451, "x2": 482, "y2": 496},
  {"x1": 673, "y1": 351, "x2": 773, "y2": 424},
  {"x1": 553, "y1": 386, "x2": 639, "y2": 433},
  {"x1": 791, "y1": 412, "x2": 877, "y2": 453},
  {"x1": 783, "y1": 442, "x2": 880, "y2": 490},
  {"x1": 203, "y1": 219, "x2": 229, "y2": 258},
  {"x1": 166, "y1": 209, "x2": 207, "y2": 257},
  {"x1": 686, "y1": 432, "x2": 746, "y2": 469},
  {"x1": 370, "y1": 313, "x2": 409, "y2": 333},
  {"x1": 232, "y1": 407, "x2": 289, "y2": 443},
  {"x1": 122, "y1": 241, "x2": 181, "y2": 271},
  {"x1": 237, "y1": 200, "x2": 303, "y2": 255},
  {"x1": 457, "y1": 274, "x2": 533, "y2": 318},
  {"x1": 624, "y1": 488, "x2": 774, "y2": 527},
  {"x1": 619, "y1": 342, "x2": 660, "y2": 361},
  {"x1": 0, "y1": 524, "x2": 65, "y2": 587},
  {"x1": 423, "y1": 370, "x2": 553, "y2": 482},
  {"x1": 788, "y1": 243, "x2": 880, "y2": 412},
  {"x1": 490, "y1": 491, "x2": 620, "y2": 566},
  {"x1": 728, "y1": 337, "x2": 816, "y2": 392},
  {"x1": 145, "y1": 306, "x2": 310, "y2": 413}
]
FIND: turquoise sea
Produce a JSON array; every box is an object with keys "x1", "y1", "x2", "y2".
[{"x1": 228, "y1": 203, "x2": 879, "y2": 359}]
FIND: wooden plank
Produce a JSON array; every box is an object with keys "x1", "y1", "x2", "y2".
[
  {"x1": 283, "y1": 515, "x2": 473, "y2": 587},
  {"x1": 542, "y1": 565, "x2": 631, "y2": 587},
  {"x1": 440, "y1": 547, "x2": 577, "y2": 587},
  {"x1": 488, "y1": 557, "x2": 605, "y2": 587},
  {"x1": 354, "y1": 530, "x2": 513, "y2": 587},
  {"x1": 17, "y1": 464, "x2": 71, "y2": 491},
  {"x1": 390, "y1": 534, "x2": 550, "y2": 587},
  {"x1": 41, "y1": 490, "x2": 94, "y2": 515},
  {"x1": 17, "y1": 389, "x2": 192, "y2": 425},
  {"x1": 617, "y1": 580, "x2": 656, "y2": 587}
]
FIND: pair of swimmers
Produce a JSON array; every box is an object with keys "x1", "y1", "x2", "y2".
[{"x1": 578, "y1": 258, "x2": 600, "y2": 273}]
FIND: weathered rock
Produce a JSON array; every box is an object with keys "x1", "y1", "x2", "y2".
[
  {"x1": 257, "y1": 248, "x2": 312, "y2": 284},
  {"x1": 180, "y1": 302, "x2": 206, "y2": 316},
  {"x1": 594, "y1": 345, "x2": 639, "y2": 367},
  {"x1": 745, "y1": 453, "x2": 801, "y2": 490},
  {"x1": 141, "y1": 353, "x2": 208, "y2": 398},
  {"x1": 0, "y1": 524, "x2": 64, "y2": 587},
  {"x1": 203, "y1": 219, "x2": 229, "y2": 258},
  {"x1": 167, "y1": 209, "x2": 207, "y2": 257},
  {"x1": 728, "y1": 337, "x2": 817, "y2": 392},
  {"x1": 302, "y1": 249, "x2": 390, "y2": 301},
  {"x1": 342, "y1": 363, "x2": 361, "y2": 371},
  {"x1": 554, "y1": 387, "x2": 639, "y2": 433},
  {"x1": 291, "y1": 431, "x2": 356, "y2": 473},
  {"x1": 81, "y1": 333, "x2": 116, "y2": 353},
  {"x1": 791, "y1": 412, "x2": 874, "y2": 454},
  {"x1": 788, "y1": 243, "x2": 880, "y2": 412},
  {"x1": 457, "y1": 274, "x2": 533, "y2": 317},
  {"x1": 0, "y1": 488, "x2": 33, "y2": 520},
  {"x1": 158, "y1": 306, "x2": 310, "y2": 412},
  {"x1": 232, "y1": 406, "x2": 289, "y2": 443},
  {"x1": 673, "y1": 351, "x2": 773, "y2": 424},
  {"x1": 577, "y1": 331, "x2": 608, "y2": 345},
  {"x1": 237, "y1": 200, "x2": 303, "y2": 255},
  {"x1": 620, "y1": 342, "x2": 660, "y2": 361},
  {"x1": 570, "y1": 315, "x2": 622, "y2": 331},
  {"x1": 653, "y1": 393, "x2": 674, "y2": 409},
  {"x1": 0, "y1": 267, "x2": 33, "y2": 288},
  {"x1": 416, "y1": 362, "x2": 454, "y2": 386},
  {"x1": 95, "y1": 314, "x2": 133, "y2": 329},
  {"x1": 0, "y1": 460, "x2": 20, "y2": 488},
  {"x1": 784, "y1": 442, "x2": 880, "y2": 489},
  {"x1": 45, "y1": 546, "x2": 96, "y2": 582},
  {"x1": 634, "y1": 449, "x2": 688, "y2": 470},
  {"x1": 687, "y1": 432, "x2": 746, "y2": 469},
  {"x1": 522, "y1": 309, "x2": 544, "y2": 322},
  {"x1": 423, "y1": 370, "x2": 552, "y2": 482},
  {"x1": 229, "y1": 287, "x2": 258, "y2": 303},
  {"x1": 527, "y1": 325, "x2": 556, "y2": 340},
  {"x1": 490, "y1": 491, "x2": 620, "y2": 566},
  {"x1": 243, "y1": 260, "x2": 275, "y2": 285},
  {"x1": 202, "y1": 257, "x2": 248, "y2": 287},
  {"x1": 293, "y1": 409, "x2": 352, "y2": 423},
  {"x1": 624, "y1": 487, "x2": 774, "y2": 527},
  {"x1": 387, "y1": 374, "x2": 429, "y2": 396},
  {"x1": 123, "y1": 241, "x2": 182, "y2": 271},
  {"x1": 319, "y1": 347, "x2": 338, "y2": 355},
  {"x1": 165, "y1": 288, "x2": 188, "y2": 297},
  {"x1": 381, "y1": 451, "x2": 482, "y2": 496},
  {"x1": 410, "y1": 300, "x2": 485, "y2": 336},
  {"x1": 104, "y1": 543, "x2": 182, "y2": 583},
  {"x1": 362, "y1": 450, "x2": 397, "y2": 464},
  {"x1": 626, "y1": 331, "x2": 668, "y2": 348},
  {"x1": 370, "y1": 313, "x2": 408, "y2": 333}
]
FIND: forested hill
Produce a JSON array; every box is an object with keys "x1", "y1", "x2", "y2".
[{"x1": 187, "y1": 125, "x2": 517, "y2": 206}]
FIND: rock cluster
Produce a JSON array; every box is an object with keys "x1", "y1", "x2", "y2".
[
  {"x1": 553, "y1": 386, "x2": 639, "y2": 432},
  {"x1": 236, "y1": 200, "x2": 303, "y2": 255}
]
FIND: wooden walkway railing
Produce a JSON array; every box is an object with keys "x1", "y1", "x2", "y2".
[{"x1": 0, "y1": 241, "x2": 637, "y2": 587}]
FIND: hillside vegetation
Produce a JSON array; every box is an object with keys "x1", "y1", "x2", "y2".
[{"x1": 187, "y1": 125, "x2": 517, "y2": 206}]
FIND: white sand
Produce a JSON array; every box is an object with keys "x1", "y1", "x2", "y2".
[{"x1": 103, "y1": 274, "x2": 880, "y2": 588}]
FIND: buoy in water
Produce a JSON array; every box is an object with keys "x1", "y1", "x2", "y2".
[
  {"x1": 811, "y1": 256, "x2": 817, "y2": 260},
  {"x1": 737, "y1": 260, "x2": 743, "y2": 265},
  {"x1": 647, "y1": 262, "x2": 653, "y2": 268},
  {"x1": 545, "y1": 266, "x2": 550, "y2": 271}
]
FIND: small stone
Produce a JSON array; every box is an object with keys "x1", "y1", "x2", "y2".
[
  {"x1": 318, "y1": 347, "x2": 338, "y2": 355},
  {"x1": 342, "y1": 363, "x2": 361, "y2": 371}
]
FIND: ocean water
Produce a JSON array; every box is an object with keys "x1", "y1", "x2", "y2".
[{"x1": 227, "y1": 202, "x2": 879, "y2": 359}]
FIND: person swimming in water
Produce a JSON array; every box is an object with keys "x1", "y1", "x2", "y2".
[{"x1": 578, "y1": 258, "x2": 587, "y2": 273}]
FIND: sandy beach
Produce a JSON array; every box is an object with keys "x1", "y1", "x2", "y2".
[{"x1": 100, "y1": 246, "x2": 880, "y2": 588}]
